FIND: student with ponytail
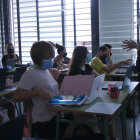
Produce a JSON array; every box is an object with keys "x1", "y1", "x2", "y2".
[{"x1": 53, "y1": 43, "x2": 70, "y2": 68}]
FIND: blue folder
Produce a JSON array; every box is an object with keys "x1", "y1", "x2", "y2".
[{"x1": 46, "y1": 95, "x2": 87, "y2": 105}]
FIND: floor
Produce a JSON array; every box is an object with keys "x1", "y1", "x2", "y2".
[{"x1": 1, "y1": 99, "x2": 140, "y2": 140}]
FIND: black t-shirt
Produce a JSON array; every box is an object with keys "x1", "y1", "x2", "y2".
[
  {"x1": 2, "y1": 54, "x2": 20, "y2": 64},
  {"x1": 69, "y1": 64, "x2": 93, "y2": 75}
]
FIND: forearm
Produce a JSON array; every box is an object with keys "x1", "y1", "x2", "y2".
[
  {"x1": 91, "y1": 70, "x2": 99, "y2": 77},
  {"x1": 13, "y1": 89, "x2": 39, "y2": 102},
  {"x1": 105, "y1": 62, "x2": 122, "y2": 74}
]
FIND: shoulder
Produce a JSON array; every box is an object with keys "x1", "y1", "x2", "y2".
[
  {"x1": 15, "y1": 54, "x2": 19, "y2": 57},
  {"x1": 54, "y1": 55, "x2": 61, "y2": 62},
  {"x1": 2, "y1": 55, "x2": 7, "y2": 58},
  {"x1": 68, "y1": 67, "x2": 80, "y2": 76}
]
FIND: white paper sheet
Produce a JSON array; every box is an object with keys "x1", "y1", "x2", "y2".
[{"x1": 85, "y1": 102, "x2": 121, "y2": 115}]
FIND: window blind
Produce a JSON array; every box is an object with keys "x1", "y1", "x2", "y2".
[
  {"x1": 99, "y1": 0, "x2": 135, "y2": 63},
  {"x1": 13, "y1": 0, "x2": 37, "y2": 64}
]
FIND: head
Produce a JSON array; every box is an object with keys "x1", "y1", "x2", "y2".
[
  {"x1": 56, "y1": 44, "x2": 67, "y2": 57},
  {"x1": 6, "y1": 43, "x2": 15, "y2": 55},
  {"x1": 30, "y1": 41, "x2": 55, "y2": 69},
  {"x1": 68, "y1": 46, "x2": 92, "y2": 75},
  {"x1": 97, "y1": 46, "x2": 108, "y2": 60},
  {"x1": 104, "y1": 44, "x2": 113, "y2": 56}
]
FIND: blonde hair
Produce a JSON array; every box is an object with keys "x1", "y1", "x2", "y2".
[
  {"x1": 30, "y1": 41, "x2": 55, "y2": 66},
  {"x1": 6, "y1": 43, "x2": 17, "y2": 60}
]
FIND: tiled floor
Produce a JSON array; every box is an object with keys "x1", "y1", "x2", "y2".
[{"x1": 1, "y1": 99, "x2": 140, "y2": 140}]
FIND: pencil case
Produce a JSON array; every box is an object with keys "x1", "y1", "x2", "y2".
[{"x1": 108, "y1": 84, "x2": 120, "y2": 98}]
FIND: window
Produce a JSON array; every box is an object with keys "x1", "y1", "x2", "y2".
[
  {"x1": 99, "y1": 0, "x2": 135, "y2": 63},
  {"x1": 64, "y1": 0, "x2": 92, "y2": 57},
  {"x1": 38, "y1": 0, "x2": 63, "y2": 56},
  {"x1": 13, "y1": 0, "x2": 37, "y2": 64}
]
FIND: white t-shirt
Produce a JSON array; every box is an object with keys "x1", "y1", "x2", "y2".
[
  {"x1": 18, "y1": 67, "x2": 58, "y2": 124},
  {"x1": 0, "y1": 61, "x2": 3, "y2": 68}
]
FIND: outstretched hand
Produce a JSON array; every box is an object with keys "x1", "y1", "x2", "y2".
[{"x1": 121, "y1": 39, "x2": 138, "y2": 52}]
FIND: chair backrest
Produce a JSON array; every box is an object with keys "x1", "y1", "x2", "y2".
[
  {"x1": 13, "y1": 66, "x2": 27, "y2": 82},
  {"x1": 0, "y1": 114, "x2": 25, "y2": 140},
  {"x1": 0, "y1": 68, "x2": 7, "y2": 91}
]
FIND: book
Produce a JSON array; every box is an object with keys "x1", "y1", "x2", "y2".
[
  {"x1": 5, "y1": 85, "x2": 17, "y2": 90},
  {"x1": 46, "y1": 95, "x2": 87, "y2": 105}
]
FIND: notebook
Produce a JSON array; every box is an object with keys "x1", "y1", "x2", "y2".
[
  {"x1": 46, "y1": 74, "x2": 105, "y2": 105},
  {"x1": 46, "y1": 95, "x2": 87, "y2": 105},
  {"x1": 102, "y1": 66, "x2": 133, "y2": 90}
]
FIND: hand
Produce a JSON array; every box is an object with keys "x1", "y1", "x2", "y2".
[
  {"x1": 106, "y1": 47, "x2": 110, "y2": 57},
  {"x1": 121, "y1": 39, "x2": 138, "y2": 52},
  {"x1": 121, "y1": 59, "x2": 132, "y2": 65},
  {"x1": 36, "y1": 88, "x2": 52, "y2": 100},
  {"x1": 49, "y1": 68, "x2": 60, "y2": 79},
  {"x1": 57, "y1": 65, "x2": 63, "y2": 70}
]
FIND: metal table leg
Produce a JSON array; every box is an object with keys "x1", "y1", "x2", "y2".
[
  {"x1": 56, "y1": 111, "x2": 61, "y2": 140},
  {"x1": 133, "y1": 93, "x2": 136, "y2": 140},
  {"x1": 138, "y1": 91, "x2": 140, "y2": 113},
  {"x1": 121, "y1": 105, "x2": 126, "y2": 140},
  {"x1": 103, "y1": 116, "x2": 109, "y2": 140},
  {"x1": 18, "y1": 102, "x2": 21, "y2": 115}
]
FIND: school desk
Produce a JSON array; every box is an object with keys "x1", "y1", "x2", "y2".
[{"x1": 51, "y1": 81, "x2": 139, "y2": 140}]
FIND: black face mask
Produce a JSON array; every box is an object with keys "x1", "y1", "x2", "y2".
[
  {"x1": 8, "y1": 49, "x2": 14, "y2": 54},
  {"x1": 63, "y1": 52, "x2": 67, "y2": 57},
  {"x1": 110, "y1": 52, "x2": 112, "y2": 56},
  {"x1": 100, "y1": 54, "x2": 108, "y2": 60}
]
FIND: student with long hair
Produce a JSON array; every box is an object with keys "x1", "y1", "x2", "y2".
[
  {"x1": 2, "y1": 43, "x2": 20, "y2": 65},
  {"x1": 68, "y1": 46, "x2": 99, "y2": 76},
  {"x1": 68, "y1": 46, "x2": 120, "y2": 140}
]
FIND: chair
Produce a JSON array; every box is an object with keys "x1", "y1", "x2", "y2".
[
  {"x1": 13, "y1": 66, "x2": 27, "y2": 82},
  {"x1": 0, "y1": 68, "x2": 7, "y2": 91},
  {"x1": 0, "y1": 114, "x2": 25, "y2": 140}
]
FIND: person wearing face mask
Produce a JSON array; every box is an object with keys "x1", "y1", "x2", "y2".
[
  {"x1": 2, "y1": 43, "x2": 20, "y2": 66},
  {"x1": 91, "y1": 46, "x2": 131, "y2": 75},
  {"x1": 101, "y1": 44, "x2": 114, "y2": 66},
  {"x1": 53, "y1": 43, "x2": 70, "y2": 68},
  {"x1": 68, "y1": 46, "x2": 99, "y2": 76},
  {"x1": 13, "y1": 41, "x2": 75, "y2": 139}
]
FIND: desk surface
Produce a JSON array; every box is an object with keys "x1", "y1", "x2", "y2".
[
  {"x1": 51, "y1": 81, "x2": 139, "y2": 114},
  {"x1": 0, "y1": 82, "x2": 19, "y2": 97},
  {"x1": 106, "y1": 68, "x2": 138, "y2": 77}
]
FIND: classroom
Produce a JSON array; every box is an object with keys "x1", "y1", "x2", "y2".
[{"x1": 0, "y1": 0, "x2": 140, "y2": 140}]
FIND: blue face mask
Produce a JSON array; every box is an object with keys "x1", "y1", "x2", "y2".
[
  {"x1": 86, "y1": 54, "x2": 92, "y2": 63},
  {"x1": 41, "y1": 59, "x2": 53, "y2": 70}
]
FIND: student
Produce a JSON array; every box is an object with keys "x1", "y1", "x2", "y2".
[
  {"x1": 91, "y1": 46, "x2": 131, "y2": 75},
  {"x1": 13, "y1": 41, "x2": 98, "y2": 139},
  {"x1": 101, "y1": 44, "x2": 114, "y2": 66},
  {"x1": 68, "y1": 46, "x2": 119, "y2": 140},
  {"x1": 0, "y1": 60, "x2": 15, "y2": 124},
  {"x1": 2, "y1": 43, "x2": 20, "y2": 66},
  {"x1": 53, "y1": 43, "x2": 70, "y2": 68},
  {"x1": 68, "y1": 46, "x2": 99, "y2": 77}
]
